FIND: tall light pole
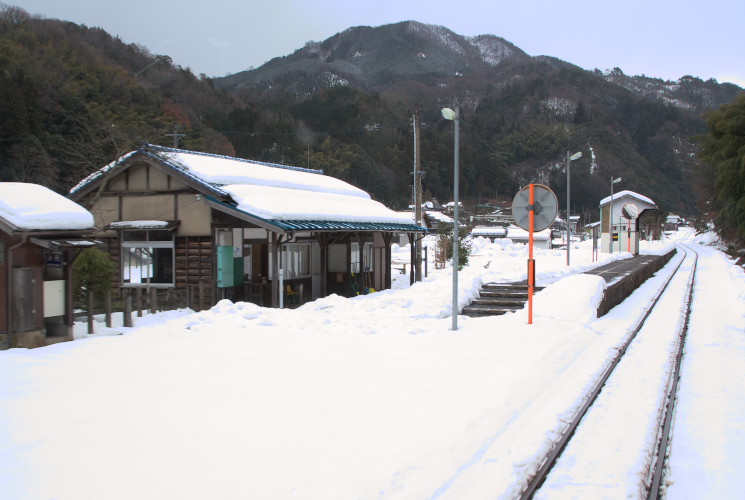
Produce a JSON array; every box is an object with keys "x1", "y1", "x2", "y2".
[
  {"x1": 566, "y1": 151, "x2": 582, "y2": 266},
  {"x1": 442, "y1": 106, "x2": 460, "y2": 331},
  {"x1": 609, "y1": 176, "x2": 622, "y2": 252}
]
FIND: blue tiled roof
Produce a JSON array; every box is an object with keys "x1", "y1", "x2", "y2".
[{"x1": 271, "y1": 220, "x2": 427, "y2": 232}]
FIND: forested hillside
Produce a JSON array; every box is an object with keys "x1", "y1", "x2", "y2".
[
  {"x1": 1, "y1": 6, "x2": 742, "y2": 225},
  {"x1": 0, "y1": 5, "x2": 237, "y2": 193}
]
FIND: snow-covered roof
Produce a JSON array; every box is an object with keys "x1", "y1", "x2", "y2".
[
  {"x1": 72, "y1": 145, "x2": 420, "y2": 229},
  {"x1": 599, "y1": 190, "x2": 655, "y2": 207},
  {"x1": 0, "y1": 183, "x2": 94, "y2": 232},
  {"x1": 165, "y1": 150, "x2": 368, "y2": 200},
  {"x1": 425, "y1": 210, "x2": 453, "y2": 224},
  {"x1": 108, "y1": 220, "x2": 173, "y2": 229},
  {"x1": 471, "y1": 226, "x2": 507, "y2": 236},
  {"x1": 505, "y1": 225, "x2": 551, "y2": 240},
  {"x1": 224, "y1": 185, "x2": 410, "y2": 224}
]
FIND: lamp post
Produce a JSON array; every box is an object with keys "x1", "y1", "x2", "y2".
[
  {"x1": 609, "y1": 176, "x2": 622, "y2": 252},
  {"x1": 566, "y1": 151, "x2": 582, "y2": 266},
  {"x1": 442, "y1": 106, "x2": 460, "y2": 331}
]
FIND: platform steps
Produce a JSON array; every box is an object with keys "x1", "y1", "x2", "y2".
[{"x1": 462, "y1": 283, "x2": 544, "y2": 318}]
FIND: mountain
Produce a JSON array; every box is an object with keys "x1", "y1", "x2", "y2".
[
  {"x1": 1, "y1": 7, "x2": 742, "y2": 222},
  {"x1": 217, "y1": 21, "x2": 531, "y2": 93},
  {"x1": 215, "y1": 21, "x2": 740, "y2": 116},
  {"x1": 600, "y1": 68, "x2": 743, "y2": 113},
  {"x1": 215, "y1": 21, "x2": 742, "y2": 217},
  {"x1": 0, "y1": 5, "x2": 238, "y2": 193}
]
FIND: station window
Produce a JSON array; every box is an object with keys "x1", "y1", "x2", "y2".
[
  {"x1": 351, "y1": 242, "x2": 374, "y2": 273},
  {"x1": 282, "y1": 242, "x2": 311, "y2": 279},
  {"x1": 121, "y1": 229, "x2": 174, "y2": 285}
]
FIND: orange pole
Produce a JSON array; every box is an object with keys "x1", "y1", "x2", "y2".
[
  {"x1": 627, "y1": 219, "x2": 631, "y2": 253},
  {"x1": 528, "y1": 184, "x2": 535, "y2": 324}
]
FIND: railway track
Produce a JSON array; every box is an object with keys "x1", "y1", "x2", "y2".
[{"x1": 519, "y1": 242, "x2": 698, "y2": 499}]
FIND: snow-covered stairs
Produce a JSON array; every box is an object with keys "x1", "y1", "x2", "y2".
[{"x1": 462, "y1": 283, "x2": 543, "y2": 317}]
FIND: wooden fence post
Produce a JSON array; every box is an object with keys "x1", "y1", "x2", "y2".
[
  {"x1": 105, "y1": 290, "x2": 112, "y2": 328},
  {"x1": 135, "y1": 288, "x2": 143, "y2": 317},
  {"x1": 122, "y1": 288, "x2": 133, "y2": 328},
  {"x1": 87, "y1": 291, "x2": 94, "y2": 335},
  {"x1": 149, "y1": 287, "x2": 157, "y2": 314}
]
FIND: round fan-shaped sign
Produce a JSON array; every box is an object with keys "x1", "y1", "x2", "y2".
[
  {"x1": 512, "y1": 184, "x2": 559, "y2": 232},
  {"x1": 622, "y1": 203, "x2": 640, "y2": 219}
]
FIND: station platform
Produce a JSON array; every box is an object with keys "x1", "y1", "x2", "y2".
[
  {"x1": 463, "y1": 249, "x2": 677, "y2": 318},
  {"x1": 588, "y1": 250, "x2": 676, "y2": 317}
]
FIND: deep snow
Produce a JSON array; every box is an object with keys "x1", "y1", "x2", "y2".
[
  {"x1": 0, "y1": 230, "x2": 743, "y2": 499},
  {"x1": 0, "y1": 183, "x2": 94, "y2": 230}
]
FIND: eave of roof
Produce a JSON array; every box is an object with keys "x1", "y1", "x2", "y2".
[
  {"x1": 69, "y1": 146, "x2": 230, "y2": 201},
  {"x1": 205, "y1": 195, "x2": 426, "y2": 233},
  {"x1": 0, "y1": 216, "x2": 95, "y2": 238},
  {"x1": 271, "y1": 220, "x2": 427, "y2": 232}
]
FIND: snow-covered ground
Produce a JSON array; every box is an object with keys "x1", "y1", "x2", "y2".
[{"x1": 1, "y1": 230, "x2": 743, "y2": 499}]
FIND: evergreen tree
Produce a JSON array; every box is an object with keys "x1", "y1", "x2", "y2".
[
  {"x1": 73, "y1": 247, "x2": 115, "y2": 300},
  {"x1": 697, "y1": 94, "x2": 745, "y2": 243},
  {"x1": 73, "y1": 247, "x2": 116, "y2": 334},
  {"x1": 435, "y1": 222, "x2": 472, "y2": 270}
]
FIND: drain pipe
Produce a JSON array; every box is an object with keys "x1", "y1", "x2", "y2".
[{"x1": 6, "y1": 234, "x2": 28, "y2": 349}]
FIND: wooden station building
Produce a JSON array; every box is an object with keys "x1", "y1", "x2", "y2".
[{"x1": 69, "y1": 144, "x2": 426, "y2": 310}]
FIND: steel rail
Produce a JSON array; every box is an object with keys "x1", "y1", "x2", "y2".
[
  {"x1": 646, "y1": 243, "x2": 698, "y2": 498},
  {"x1": 519, "y1": 246, "x2": 696, "y2": 499}
]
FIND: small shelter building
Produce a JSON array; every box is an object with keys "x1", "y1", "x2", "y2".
[
  {"x1": 505, "y1": 225, "x2": 552, "y2": 249},
  {"x1": 665, "y1": 214, "x2": 683, "y2": 232},
  {"x1": 470, "y1": 225, "x2": 508, "y2": 241},
  {"x1": 69, "y1": 145, "x2": 426, "y2": 310},
  {"x1": 0, "y1": 183, "x2": 96, "y2": 349},
  {"x1": 599, "y1": 190, "x2": 656, "y2": 254}
]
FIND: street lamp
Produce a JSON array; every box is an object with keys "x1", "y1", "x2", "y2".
[
  {"x1": 442, "y1": 106, "x2": 460, "y2": 331},
  {"x1": 566, "y1": 151, "x2": 582, "y2": 266},
  {"x1": 609, "y1": 176, "x2": 622, "y2": 252}
]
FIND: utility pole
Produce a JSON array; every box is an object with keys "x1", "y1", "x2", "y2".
[
  {"x1": 413, "y1": 108, "x2": 423, "y2": 282},
  {"x1": 165, "y1": 123, "x2": 186, "y2": 149}
]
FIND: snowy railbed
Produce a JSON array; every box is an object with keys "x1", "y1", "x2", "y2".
[{"x1": 1, "y1": 230, "x2": 743, "y2": 499}]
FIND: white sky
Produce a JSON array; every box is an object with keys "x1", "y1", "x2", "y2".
[{"x1": 12, "y1": 0, "x2": 745, "y2": 87}]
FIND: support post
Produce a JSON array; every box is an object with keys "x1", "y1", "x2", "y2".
[
  {"x1": 122, "y1": 288, "x2": 133, "y2": 328},
  {"x1": 105, "y1": 290, "x2": 112, "y2": 328},
  {"x1": 528, "y1": 184, "x2": 535, "y2": 325},
  {"x1": 135, "y1": 288, "x2": 143, "y2": 317},
  {"x1": 414, "y1": 109, "x2": 423, "y2": 282},
  {"x1": 452, "y1": 107, "x2": 460, "y2": 331},
  {"x1": 87, "y1": 291, "x2": 94, "y2": 334}
]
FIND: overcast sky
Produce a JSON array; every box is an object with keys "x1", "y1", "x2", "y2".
[{"x1": 12, "y1": 0, "x2": 745, "y2": 87}]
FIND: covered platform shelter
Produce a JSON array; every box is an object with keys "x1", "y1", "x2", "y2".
[{"x1": 599, "y1": 190, "x2": 656, "y2": 254}]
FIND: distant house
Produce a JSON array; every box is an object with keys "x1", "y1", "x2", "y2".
[
  {"x1": 470, "y1": 225, "x2": 508, "y2": 241},
  {"x1": 69, "y1": 144, "x2": 426, "y2": 309},
  {"x1": 1, "y1": 183, "x2": 96, "y2": 349},
  {"x1": 424, "y1": 210, "x2": 454, "y2": 230},
  {"x1": 665, "y1": 214, "x2": 683, "y2": 232},
  {"x1": 505, "y1": 225, "x2": 552, "y2": 249}
]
